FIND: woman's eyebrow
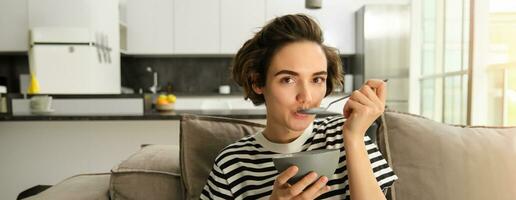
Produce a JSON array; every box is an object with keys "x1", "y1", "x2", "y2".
[
  {"x1": 313, "y1": 71, "x2": 327, "y2": 76},
  {"x1": 274, "y1": 70, "x2": 298, "y2": 76},
  {"x1": 274, "y1": 70, "x2": 327, "y2": 76}
]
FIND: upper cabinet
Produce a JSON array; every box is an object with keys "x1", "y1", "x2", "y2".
[
  {"x1": 0, "y1": 0, "x2": 28, "y2": 52},
  {"x1": 220, "y1": 0, "x2": 265, "y2": 54},
  {"x1": 28, "y1": 0, "x2": 92, "y2": 28},
  {"x1": 126, "y1": 0, "x2": 174, "y2": 54},
  {"x1": 125, "y1": 0, "x2": 366, "y2": 55},
  {"x1": 174, "y1": 0, "x2": 220, "y2": 54},
  {"x1": 265, "y1": 0, "x2": 354, "y2": 54}
]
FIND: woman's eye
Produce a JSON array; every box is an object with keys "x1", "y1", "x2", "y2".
[
  {"x1": 313, "y1": 77, "x2": 326, "y2": 84},
  {"x1": 280, "y1": 77, "x2": 295, "y2": 84}
]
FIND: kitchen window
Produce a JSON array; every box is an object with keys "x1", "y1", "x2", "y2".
[
  {"x1": 418, "y1": 0, "x2": 516, "y2": 126},
  {"x1": 482, "y1": 0, "x2": 516, "y2": 126},
  {"x1": 419, "y1": 0, "x2": 470, "y2": 125}
]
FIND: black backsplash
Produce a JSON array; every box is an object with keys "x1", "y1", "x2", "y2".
[
  {"x1": 0, "y1": 54, "x2": 30, "y2": 93},
  {"x1": 121, "y1": 56, "x2": 241, "y2": 94},
  {"x1": 0, "y1": 54, "x2": 353, "y2": 94},
  {"x1": 121, "y1": 55, "x2": 353, "y2": 94}
]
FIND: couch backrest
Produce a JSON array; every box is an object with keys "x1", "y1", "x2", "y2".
[
  {"x1": 377, "y1": 110, "x2": 516, "y2": 200},
  {"x1": 179, "y1": 114, "x2": 265, "y2": 200}
]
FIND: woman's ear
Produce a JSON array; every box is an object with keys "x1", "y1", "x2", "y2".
[
  {"x1": 250, "y1": 73, "x2": 264, "y2": 94},
  {"x1": 252, "y1": 83, "x2": 263, "y2": 94}
]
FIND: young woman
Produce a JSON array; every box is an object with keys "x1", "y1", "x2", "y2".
[{"x1": 201, "y1": 14, "x2": 397, "y2": 200}]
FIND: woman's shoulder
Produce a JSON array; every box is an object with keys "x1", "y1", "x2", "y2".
[{"x1": 213, "y1": 134, "x2": 263, "y2": 165}]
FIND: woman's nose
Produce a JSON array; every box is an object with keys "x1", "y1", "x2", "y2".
[{"x1": 296, "y1": 83, "x2": 313, "y2": 104}]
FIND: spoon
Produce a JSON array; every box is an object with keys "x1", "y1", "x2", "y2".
[{"x1": 298, "y1": 79, "x2": 388, "y2": 115}]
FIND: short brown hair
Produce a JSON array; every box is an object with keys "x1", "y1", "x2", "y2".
[{"x1": 232, "y1": 14, "x2": 344, "y2": 105}]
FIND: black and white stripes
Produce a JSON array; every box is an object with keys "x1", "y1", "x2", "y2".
[{"x1": 201, "y1": 116, "x2": 397, "y2": 200}]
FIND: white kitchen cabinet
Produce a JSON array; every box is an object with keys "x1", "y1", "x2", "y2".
[
  {"x1": 122, "y1": 0, "x2": 410, "y2": 55},
  {"x1": 0, "y1": 0, "x2": 28, "y2": 52},
  {"x1": 28, "y1": 0, "x2": 92, "y2": 28},
  {"x1": 308, "y1": 0, "x2": 356, "y2": 55},
  {"x1": 220, "y1": 0, "x2": 265, "y2": 54},
  {"x1": 265, "y1": 0, "x2": 354, "y2": 54},
  {"x1": 126, "y1": 0, "x2": 174, "y2": 54},
  {"x1": 265, "y1": 0, "x2": 305, "y2": 20},
  {"x1": 174, "y1": 0, "x2": 220, "y2": 54}
]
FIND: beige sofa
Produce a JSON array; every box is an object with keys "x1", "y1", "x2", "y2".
[{"x1": 23, "y1": 111, "x2": 516, "y2": 200}]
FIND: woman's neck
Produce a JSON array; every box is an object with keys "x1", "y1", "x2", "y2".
[{"x1": 262, "y1": 120, "x2": 303, "y2": 144}]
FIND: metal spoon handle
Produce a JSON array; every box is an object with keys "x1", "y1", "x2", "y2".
[
  {"x1": 326, "y1": 79, "x2": 388, "y2": 109},
  {"x1": 326, "y1": 94, "x2": 351, "y2": 109}
]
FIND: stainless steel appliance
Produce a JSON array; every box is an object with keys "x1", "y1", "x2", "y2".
[{"x1": 355, "y1": 5, "x2": 411, "y2": 112}]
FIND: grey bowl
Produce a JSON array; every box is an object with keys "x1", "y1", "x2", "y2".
[{"x1": 272, "y1": 149, "x2": 340, "y2": 185}]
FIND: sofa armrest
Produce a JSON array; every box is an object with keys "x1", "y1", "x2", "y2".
[
  {"x1": 110, "y1": 144, "x2": 182, "y2": 200},
  {"x1": 24, "y1": 173, "x2": 110, "y2": 200}
]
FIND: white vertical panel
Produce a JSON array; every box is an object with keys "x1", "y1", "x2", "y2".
[
  {"x1": 0, "y1": 0, "x2": 28, "y2": 52},
  {"x1": 126, "y1": 0, "x2": 174, "y2": 54},
  {"x1": 220, "y1": 0, "x2": 265, "y2": 54},
  {"x1": 174, "y1": 0, "x2": 220, "y2": 54}
]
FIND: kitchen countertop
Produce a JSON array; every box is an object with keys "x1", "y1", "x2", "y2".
[
  {"x1": 0, "y1": 109, "x2": 341, "y2": 121},
  {"x1": 0, "y1": 93, "x2": 343, "y2": 121}
]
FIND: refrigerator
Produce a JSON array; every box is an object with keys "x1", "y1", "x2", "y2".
[
  {"x1": 28, "y1": 27, "x2": 120, "y2": 94},
  {"x1": 355, "y1": 5, "x2": 411, "y2": 112}
]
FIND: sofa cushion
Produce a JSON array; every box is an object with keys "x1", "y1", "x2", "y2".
[
  {"x1": 377, "y1": 110, "x2": 516, "y2": 200},
  {"x1": 180, "y1": 114, "x2": 265, "y2": 200},
  {"x1": 110, "y1": 145, "x2": 182, "y2": 200},
  {"x1": 25, "y1": 173, "x2": 110, "y2": 200}
]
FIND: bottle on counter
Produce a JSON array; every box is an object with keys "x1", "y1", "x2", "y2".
[{"x1": 0, "y1": 85, "x2": 7, "y2": 113}]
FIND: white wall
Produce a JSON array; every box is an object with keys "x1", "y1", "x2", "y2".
[
  {"x1": 0, "y1": 120, "x2": 179, "y2": 200},
  {"x1": 0, "y1": 117, "x2": 266, "y2": 200}
]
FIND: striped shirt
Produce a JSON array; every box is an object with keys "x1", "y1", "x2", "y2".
[{"x1": 200, "y1": 116, "x2": 398, "y2": 200}]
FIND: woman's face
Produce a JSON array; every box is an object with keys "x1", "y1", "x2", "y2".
[{"x1": 254, "y1": 41, "x2": 327, "y2": 133}]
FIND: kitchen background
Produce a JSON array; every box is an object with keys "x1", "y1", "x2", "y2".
[
  {"x1": 1, "y1": 0, "x2": 515, "y2": 199},
  {"x1": 2, "y1": 1, "x2": 411, "y2": 199}
]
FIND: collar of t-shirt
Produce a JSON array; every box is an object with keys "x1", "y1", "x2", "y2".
[{"x1": 255, "y1": 122, "x2": 314, "y2": 154}]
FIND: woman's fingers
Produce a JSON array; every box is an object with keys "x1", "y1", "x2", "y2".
[
  {"x1": 312, "y1": 185, "x2": 331, "y2": 199},
  {"x1": 274, "y1": 166, "x2": 298, "y2": 187},
  {"x1": 365, "y1": 79, "x2": 387, "y2": 102},
  {"x1": 273, "y1": 170, "x2": 330, "y2": 199},
  {"x1": 301, "y1": 176, "x2": 329, "y2": 198},
  {"x1": 343, "y1": 99, "x2": 362, "y2": 119},
  {"x1": 360, "y1": 85, "x2": 383, "y2": 110},
  {"x1": 289, "y1": 172, "x2": 319, "y2": 196},
  {"x1": 352, "y1": 88, "x2": 375, "y2": 108}
]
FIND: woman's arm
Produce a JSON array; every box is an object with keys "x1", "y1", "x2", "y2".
[
  {"x1": 342, "y1": 79, "x2": 387, "y2": 200},
  {"x1": 343, "y1": 133, "x2": 386, "y2": 200}
]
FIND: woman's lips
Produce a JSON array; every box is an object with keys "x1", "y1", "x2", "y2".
[{"x1": 293, "y1": 110, "x2": 310, "y2": 119}]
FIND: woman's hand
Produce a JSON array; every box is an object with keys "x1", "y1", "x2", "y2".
[
  {"x1": 270, "y1": 166, "x2": 331, "y2": 200},
  {"x1": 342, "y1": 79, "x2": 386, "y2": 140}
]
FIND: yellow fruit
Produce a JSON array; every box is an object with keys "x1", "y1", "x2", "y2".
[
  {"x1": 157, "y1": 98, "x2": 169, "y2": 105},
  {"x1": 167, "y1": 94, "x2": 176, "y2": 103}
]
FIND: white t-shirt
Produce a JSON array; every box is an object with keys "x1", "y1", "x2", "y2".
[{"x1": 201, "y1": 116, "x2": 398, "y2": 200}]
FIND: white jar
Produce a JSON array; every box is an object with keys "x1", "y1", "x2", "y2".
[{"x1": 218, "y1": 85, "x2": 231, "y2": 94}]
